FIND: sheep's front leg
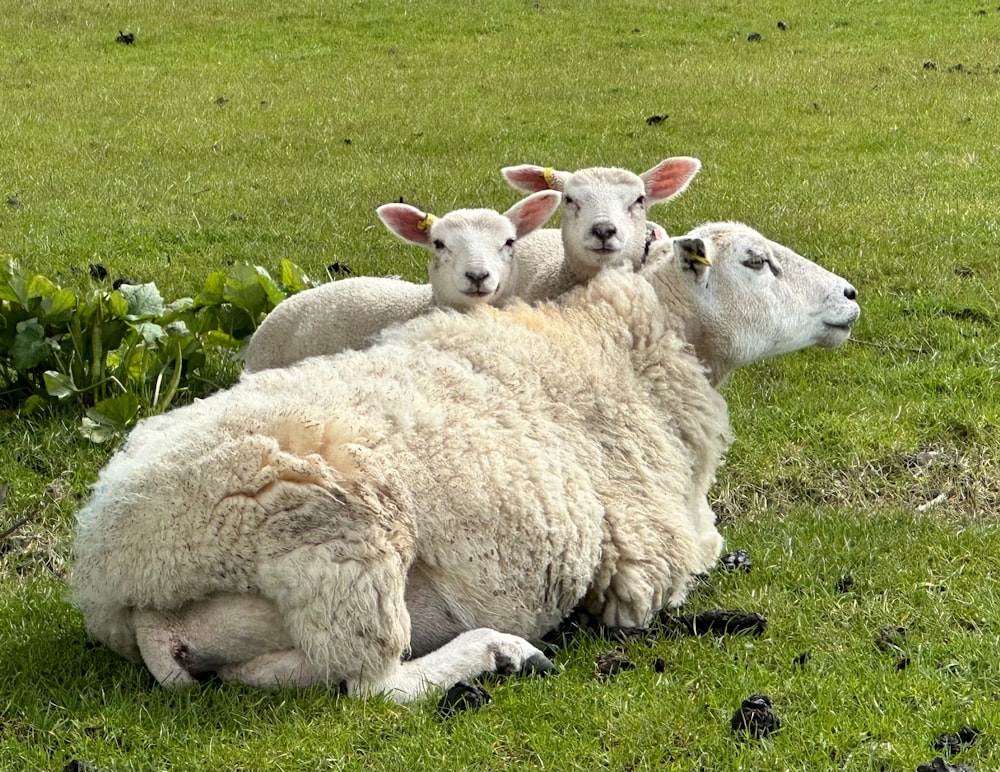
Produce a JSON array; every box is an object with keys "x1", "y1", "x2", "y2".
[{"x1": 352, "y1": 628, "x2": 555, "y2": 703}]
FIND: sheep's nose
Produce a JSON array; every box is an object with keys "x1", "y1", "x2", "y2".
[
  {"x1": 465, "y1": 270, "x2": 490, "y2": 287},
  {"x1": 844, "y1": 284, "x2": 857, "y2": 301},
  {"x1": 591, "y1": 222, "x2": 617, "y2": 242}
]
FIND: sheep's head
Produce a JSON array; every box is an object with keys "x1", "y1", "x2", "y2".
[
  {"x1": 377, "y1": 190, "x2": 561, "y2": 310},
  {"x1": 648, "y1": 222, "x2": 860, "y2": 384},
  {"x1": 501, "y1": 157, "x2": 701, "y2": 276}
]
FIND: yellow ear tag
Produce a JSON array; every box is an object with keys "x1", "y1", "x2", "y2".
[
  {"x1": 692, "y1": 252, "x2": 712, "y2": 267},
  {"x1": 542, "y1": 167, "x2": 557, "y2": 190},
  {"x1": 416, "y1": 213, "x2": 436, "y2": 231}
]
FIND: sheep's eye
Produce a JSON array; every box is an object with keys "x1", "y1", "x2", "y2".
[
  {"x1": 433, "y1": 239, "x2": 445, "y2": 250},
  {"x1": 632, "y1": 195, "x2": 646, "y2": 210},
  {"x1": 742, "y1": 251, "x2": 767, "y2": 270},
  {"x1": 503, "y1": 238, "x2": 516, "y2": 249}
]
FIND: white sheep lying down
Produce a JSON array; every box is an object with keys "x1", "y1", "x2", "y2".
[
  {"x1": 70, "y1": 222, "x2": 860, "y2": 702},
  {"x1": 242, "y1": 190, "x2": 562, "y2": 372}
]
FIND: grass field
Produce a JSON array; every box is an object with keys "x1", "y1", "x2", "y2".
[{"x1": 3, "y1": 0, "x2": 1000, "y2": 769}]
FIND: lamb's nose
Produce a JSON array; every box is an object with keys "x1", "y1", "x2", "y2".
[
  {"x1": 591, "y1": 222, "x2": 617, "y2": 242},
  {"x1": 465, "y1": 270, "x2": 489, "y2": 287},
  {"x1": 844, "y1": 284, "x2": 857, "y2": 301}
]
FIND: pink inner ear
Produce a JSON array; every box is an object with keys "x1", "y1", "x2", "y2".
[
  {"x1": 376, "y1": 204, "x2": 432, "y2": 246},
  {"x1": 642, "y1": 157, "x2": 702, "y2": 204},
  {"x1": 505, "y1": 190, "x2": 562, "y2": 238},
  {"x1": 501, "y1": 165, "x2": 551, "y2": 193}
]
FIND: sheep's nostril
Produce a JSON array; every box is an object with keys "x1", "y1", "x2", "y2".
[
  {"x1": 465, "y1": 270, "x2": 489, "y2": 286},
  {"x1": 591, "y1": 223, "x2": 617, "y2": 242},
  {"x1": 844, "y1": 285, "x2": 857, "y2": 301}
]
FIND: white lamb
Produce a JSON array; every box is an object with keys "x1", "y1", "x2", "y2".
[
  {"x1": 70, "y1": 222, "x2": 859, "y2": 702},
  {"x1": 500, "y1": 156, "x2": 702, "y2": 300},
  {"x1": 244, "y1": 158, "x2": 699, "y2": 373},
  {"x1": 242, "y1": 190, "x2": 561, "y2": 372}
]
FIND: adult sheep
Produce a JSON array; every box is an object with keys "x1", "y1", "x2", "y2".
[
  {"x1": 500, "y1": 156, "x2": 701, "y2": 299},
  {"x1": 242, "y1": 190, "x2": 561, "y2": 372},
  {"x1": 70, "y1": 221, "x2": 860, "y2": 701}
]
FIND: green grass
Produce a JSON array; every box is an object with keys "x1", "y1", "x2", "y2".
[{"x1": 3, "y1": 0, "x2": 1000, "y2": 769}]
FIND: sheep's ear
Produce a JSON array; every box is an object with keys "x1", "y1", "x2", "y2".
[
  {"x1": 673, "y1": 237, "x2": 712, "y2": 280},
  {"x1": 504, "y1": 190, "x2": 562, "y2": 238},
  {"x1": 641, "y1": 157, "x2": 702, "y2": 205},
  {"x1": 501, "y1": 165, "x2": 570, "y2": 193},
  {"x1": 376, "y1": 203, "x2": 436, "y2": 246}
]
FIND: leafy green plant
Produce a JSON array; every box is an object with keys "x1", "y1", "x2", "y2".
[{"x1": 0, "y1": 258, "x2": 318, "y2": 439}]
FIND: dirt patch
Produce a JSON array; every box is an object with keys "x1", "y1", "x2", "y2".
[{"x1": 731, "y1": 694, "x2": 780, "y2": 739}]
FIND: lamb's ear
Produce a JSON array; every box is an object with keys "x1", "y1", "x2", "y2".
[
  {"x1": 504, "y1": 190, "x2": 562, "y2": 238},
  {"x1": 673, "y1": 237, "x2": 712, "y2": 280},
  {"x1": 376, "y1": 203, "x2": 436, "y2": 246},
  {"x1": 501, "y1": 165, "x2": 570, "y2": 193},
  {"x1": 641, "y1": 157, "x2": 702, "y2": 205}
]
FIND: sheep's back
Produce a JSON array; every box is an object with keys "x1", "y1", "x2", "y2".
[{"x1": 243, "y1": 277, "x2": 434, "y2": 371}]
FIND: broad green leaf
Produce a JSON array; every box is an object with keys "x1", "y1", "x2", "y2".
[
  {"x1": 132, "y1": 321, "x2": 165, "y2": 343},
  {"x1": 39, "y1": 287, "x2": 78, "y2": 325},
  {"x1": 25, "y1": 273, "x2": 60, "y2": 301},
  {"x1": 164, "y1": 297, "x2": 194, "y2": 316},
  {"x1": 279, "y1": 259, "x2": 315, "y2": 294},
  {"x1": 80, "y1": 415, "x2": 119, "y2": 443},
  {"x1": 255, "y1": 267, "x2": 286, "y2": 307},
  {"x1": 0, "y1": 266, "x2": 29, "y2": 305},
  {"x1": 120, "y1": 282, "x2": 164, "y2": 318},
  {"x1": 43, "y1": 371, "x2": 79, "y2": 400},
  {"x1": 0, "y1": 262, "x2": 19, "y2": 303},
  {"x1": 223, "y1": 265, "x2": 268, "y2": 316},
  {"x1": 106, "y1": 290, "x2": 130, "y2": 319},
  {"x1": 164, "y1": 320, "x2": 191, "y2": 337},
  {"x1": 193, "y1": 270, "x2": 226, "y2": 307},
  {"x1": 80, "y1": 393, "x2": 140, "y2": 442},
  {"x1": 11, "y1": 319, "x2": 55, "y2": 370}
]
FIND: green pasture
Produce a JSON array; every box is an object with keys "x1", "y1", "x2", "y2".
[{"x1": 2, "y1": 0, "x2": 999, "y2": 769}]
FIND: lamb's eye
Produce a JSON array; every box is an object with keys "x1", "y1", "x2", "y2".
[
  {"x1": 433, "y1": 239, "x2": 445, "y2": 250},
  {"x1": 503, "y1": 238, "x2": 516, "y2": 249},
  {"x1": 632, "y1": 195, "x2": 646, "y2": 209},
  {"x1": 563, "y1": 195, "x2": 575, "y2": 207}
]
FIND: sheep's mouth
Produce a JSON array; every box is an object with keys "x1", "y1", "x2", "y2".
[
  {"x1": 823, "y1": 322, "x2": 852, "y2": 331},
  {"x1": 464, "y1": 289, "x2": 495, "y2": 298}
]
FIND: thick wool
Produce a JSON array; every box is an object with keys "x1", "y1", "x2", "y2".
[{"x1": 71, "y1": 268, "x2": 730, "y2": 690}]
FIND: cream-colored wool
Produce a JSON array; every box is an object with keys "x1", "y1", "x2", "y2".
[{"x1": 70, "y1": 222, "x2": 859, "y2": 701}]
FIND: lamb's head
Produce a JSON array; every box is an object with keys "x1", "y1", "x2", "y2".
[
  {"x1": 377, "y1": 190, "x2": 561, "y2": 310},
  {"x1": 646, "y1": 221, "x2": 860, "y2": 385},
  {"x1": 501, "y1": 157, "x2": 701, "y2": 276}
]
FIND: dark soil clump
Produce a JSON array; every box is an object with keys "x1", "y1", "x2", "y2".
[{"x1": 731, "y1": 694, "x2": 780, "y2": 739}]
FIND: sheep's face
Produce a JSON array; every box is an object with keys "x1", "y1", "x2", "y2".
[
  {"x1": 426, "y1": 210, "x2": 518, "y2": 310},
  {"x1": 657, "y1": 222, "x2": 860, "y2": 383},
  {"x1": 377, "y1": 191, "x2": 560, "y2": 311},
  {"x1": 560, "y1": 168, "x2": 648, "y2": 275}
]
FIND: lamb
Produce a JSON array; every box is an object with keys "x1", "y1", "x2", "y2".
[
  {"x1": 500, "y1": 156, "x2": 701, "y2": 300},
  {"x1": 70, "y1": 221, "x2": 860, "y2": 702},
  {"x1": 244, "y1": 158, "x2": 699, "y2": 373},
  {"x1": 242, "y1": 189, "x2": 561, "y2": 372}
]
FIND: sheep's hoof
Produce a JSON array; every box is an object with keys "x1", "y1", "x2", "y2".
[
  {"x1": 523, "y1": 652, "x2": 556, "y2": 677},
  {"x1": 438, "y1": 681, "x2": 491, "y2": 717}
]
